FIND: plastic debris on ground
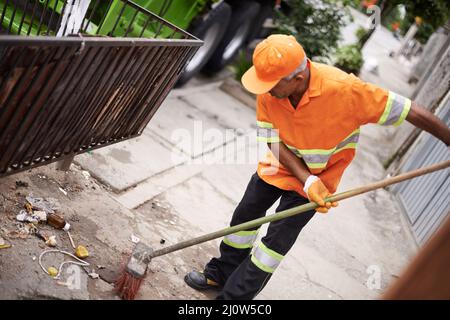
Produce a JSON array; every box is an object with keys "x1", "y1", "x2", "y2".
[
  {"x1": 45, "y1": 236, "x2": 58, "y2": 247},
  {"x1": 5, "y1": 192, "x2": 98, "y2": 284},
  {"x1": 67, "y1": 231, "x2": 76, "y2": 249},
  {"x1": 39, "y1": 249, "x2": 90, "y2": 279},
  {"x1": 25, "y1": 195, "x2": 60, "y2": 214},
  {"x1": 16, "y1": 210, "x2": 46, "y2": 224},
  {"x1": 33, "y1": 211, "x2": 47, "y2": 222},
  {"x1": 75, "y1": 245, "x2": 89, "y2": 259},
  {"x1": 81, "y1": 171, "x2": 91, "y2": 180},
  {"x1": 58, "y1": 187, "x2": 68, "y2": 196},
  {"x1": 131, "y1": 234, "x2": 140, "y2": 244},
  {"x1": 47, "y1": 267, "x2": 58, "y2": 277},
  {"x1": 47, "y1": 213, "x2": 70, "y2": 231},
  {"x1": 0, "y1": 236, "x2": 11, "y2": 249}
]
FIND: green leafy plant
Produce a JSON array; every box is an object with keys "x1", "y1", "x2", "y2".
[
  {"x1": 355, "y1": 26, "x2": 369, "y2": 45},
  {"x1": 334, "y1": 44, "x2": 364, "y2": 74}
]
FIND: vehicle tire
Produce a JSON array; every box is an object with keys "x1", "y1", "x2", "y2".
[
  {"x1": 203, "y1": 1, "x2": 261, "y2": 74},
  {"x1": 246, "y1": 3, "x2": 274, "y2": 43},
  {"x1": 176, "y1": 2, "x2": 231, "y2": 87}
]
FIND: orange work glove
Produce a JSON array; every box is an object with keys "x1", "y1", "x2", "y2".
[{"x1": 303, "y1": 175, "x2": 338, "y2": 213}]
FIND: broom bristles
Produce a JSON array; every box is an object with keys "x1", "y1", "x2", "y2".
[
  {"x1": 115, "y1": 271, "x2": 144, "y2": 300},
  {"x1": 115, "y1": 253, "x2": 145, "y2": 300}
]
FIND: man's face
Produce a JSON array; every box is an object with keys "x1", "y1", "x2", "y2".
[
  {"x1": 269, "y1": 70, "x2": 308, "y2": 99},
  {"x1": 269, "y1": 78, "x2": 296, "y2": 99}
]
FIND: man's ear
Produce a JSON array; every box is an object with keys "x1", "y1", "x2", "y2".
[{"x1": 295, "y1": 73, "x2": 305, "y2": 81}]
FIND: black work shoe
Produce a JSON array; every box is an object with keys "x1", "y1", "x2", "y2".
[{"x1": 184, "y1": 270, "x2": 221, "y2": 291}]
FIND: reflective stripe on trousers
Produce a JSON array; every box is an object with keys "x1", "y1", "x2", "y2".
[
  {"x1": 251, "y1": 242, "x2": 284, "y2": 273},
  {"x1": 223, "y1": 229, "x2": 259, "y2": 249}
]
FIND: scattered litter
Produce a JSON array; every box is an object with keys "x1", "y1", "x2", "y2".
[
  {"x1": 24, "y1": 203, "x2": 33, "y2": 213},
  {"x1": 160, "y1": 239, "x2": 166, "y2": 244},
  {"x1": 0, "y1": 237, "x2": 11, "y2": 249},
  {"x1": 58, "y1": 187, "x2": 68, "y2": 196},
  {"x1": 88, "y1": 271, "x2": 99, "y2": 279},
  {"x1": 81, "y1": 171, "x2": 91, "y2": 180},
  {"x1": 97, "y1": 265, "x2": 105, "y2": 270},
  {"x1": 16, "y1": 210, "x2": 40, "y2": 224},
  {"x1": 47, "y1": 213, "x2": 70, "y2": 231},
  {"x1": 15, "y1": 180, "x2": 29, "y2": 188},
  {"x1": 45, "y1": 236, "x2": 58, "y2": 247},
  {"x1": 56, "y1": 280, "x2": 69, "y2": 287},
  {"x1": 25, "y1": 195, "x2": 60, "y2": 214},
  {"x1": 16, "y1": 211, "x2": 28, "y2": 222},
  {"x1": 27, "y1": 223, "x2": 38, "y2": 234},
  {"x1": 33, "y1": 211, "x2": 47, "y2": 222},
  {"x1": 47, "y1": 267, "x2": 58, "y2": 277},
  {"x1": 8, "y1": 224, "x2": 34, "y2": 239},
  {"x1": 169, "y1": 220, "x2": 176, "y2": 225},
  {"x1": 39, "y1": 249, "x2": 90, "y2": 279},
  {"x1": 67, "y1": 231, "x2": 76, "y2": 249},
  {"x1": 75, "y1": 245, "x2": 89, "y2": 259},
  {"x1": 35, "y1": 230, "x2": 49, "y2": 242},
  {"x1": 32, "y1": 256, "x2": 37, "y2": 261},
  {"x1": 131, "y1": 234, "x2": 140, "y2": 244}
]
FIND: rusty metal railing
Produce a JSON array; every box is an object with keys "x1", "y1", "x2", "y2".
[{"x1": 0, "y1": 0, "x2": 202, "y2": 177}]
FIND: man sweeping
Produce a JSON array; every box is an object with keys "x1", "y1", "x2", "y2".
[{"x1": 184, "y1": 34, "x2": 450, "y2": 299}]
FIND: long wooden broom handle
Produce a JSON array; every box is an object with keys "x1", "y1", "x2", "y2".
[{"x1": 150, "y1": 159, "x2": 450, "y2": 259}]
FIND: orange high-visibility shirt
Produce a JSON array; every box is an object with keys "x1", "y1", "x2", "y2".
[{"x1": 256, "y1": 61, "x2": 412, "y2": 198}]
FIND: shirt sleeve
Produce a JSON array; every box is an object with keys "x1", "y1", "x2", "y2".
[
  {"x1": 351, "y1": 76, "x2": 412, "y2": 127},
  {"x1": 256, "y1": 95, "x2": 281, "y2": 143}
]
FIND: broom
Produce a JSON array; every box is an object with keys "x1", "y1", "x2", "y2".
[{"x1": 116, "y1": 159, "x2": 450, "y2": 299}]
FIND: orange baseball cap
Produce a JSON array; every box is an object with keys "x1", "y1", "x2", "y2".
[{"x1": 241, "y1": 34, "x2": 307, "y2": 94}]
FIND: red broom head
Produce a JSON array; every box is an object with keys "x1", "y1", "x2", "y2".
[
  {"x1": 115, "y1": 270, "x2": 144, "y2": 300},
  {"x1": 115, "y1": 244, "x2": 151, "y2": 300}
]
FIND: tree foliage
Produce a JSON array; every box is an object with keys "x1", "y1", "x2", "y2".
[
  {"x1": 274, "y1": 0, "x2": 352, "y2": 61},
  {"x1": 389, "y1": 0, "x2": 450, "y2": 29}
]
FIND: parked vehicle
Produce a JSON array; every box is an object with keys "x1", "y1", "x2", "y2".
[
  {"x1": 155, "y1": 0, "x2": 278, "y2": 85},
  {"x1": 0, "y1": 0, "x2": 277, "y2": 85}
]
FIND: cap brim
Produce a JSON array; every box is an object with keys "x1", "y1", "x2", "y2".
[{"x1": 241, "y1": 66, "x2": 279, "y2": 95}]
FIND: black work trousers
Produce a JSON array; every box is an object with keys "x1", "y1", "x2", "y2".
[{"x1": 204, "y1": 172, "x2": 315, "y2": 300}]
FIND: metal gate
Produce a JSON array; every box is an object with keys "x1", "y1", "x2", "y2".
[
  {"x1": 392, "y1": 93, "x2": 450, "y2": 244},
  {"x1": 0, "y1": 0, "x2": 202, "y2": 177}
]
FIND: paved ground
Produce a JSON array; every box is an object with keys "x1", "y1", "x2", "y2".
[{"x1": 0, "y1": 10, "x2": 421, "y2": 300}]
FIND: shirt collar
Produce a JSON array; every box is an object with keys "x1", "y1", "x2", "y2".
[{"x1": 307, "y1": 60, "x2": 322, "y2": 98}]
